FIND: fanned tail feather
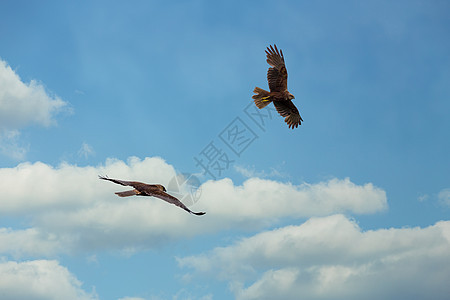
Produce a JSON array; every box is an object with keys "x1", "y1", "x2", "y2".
[{"x1": 252, "y1": 87, "x2": 272, "y2": 109}]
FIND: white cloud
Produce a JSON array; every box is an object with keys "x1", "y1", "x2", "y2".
[
  {"x1": 0, "y1": 156, "x2": 175, "y2": 214},
  {"x1": 199, "y1": 176, "x2": 387, "y2": 228},
  {"x1": 178, "y1": 214, "x2": 450, "y2": 300},
  {"x1": 0, "y1": 157, "x2": 387, "y2": 256},
  {"x1": 0, "y1": 228, "x2": 63, "y2": 258},
  {"x1": 0, "y1": 59, "x2": 70, "y2": 160},
  {"x1": 0, "y1": 129, "x2": 28, "y2": 160},
  {"x1": 417, "y1": 194, "x2": 429, "y2": 202},
  {"x1": 78, "y1": 142, "x2": 95, "y2": 159},
  {"x1": 0, "y1": 59, "x2": 69, "y2": 130},
  {"x1": 0, "y1": 259, "x2": 98, "y2": 300},
  {"x1": 234, "y1": 164, "x2": 288, "y2": 179},
  {"x1": 438, "y1": 188, "x2": 450, "y2": 207}
]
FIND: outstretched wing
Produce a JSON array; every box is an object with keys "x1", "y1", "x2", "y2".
[
  {"x1": 265, "y1": 44, "x2": 288, "y2": 92},
  {"x1": 273, "y1": 100, "x2": 303, "y2": 129},
  {"x1": 99, "y1": 175, "x2": 146, "y2": 189},
  {"x1": 150, "y1": 189, "x2": 206, "y2": 216},
  {"x1": 100, "y1": 175, "x2": 206, "y2": 215}
]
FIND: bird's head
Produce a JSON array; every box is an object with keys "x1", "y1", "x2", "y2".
[
  {"x1": 288, "y1": 93, "x2": 295, "y2": 100},
  {"x1": 156, "y1": 185, "x2": 167, "y2": 192}
]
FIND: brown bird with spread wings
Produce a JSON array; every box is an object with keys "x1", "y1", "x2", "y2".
[
  {"x1": 99, "y1": 176, "x2": 205, "y2": 216},
  {"x1": 253, "y1": 44, "x2": 303, "y2": 129}
]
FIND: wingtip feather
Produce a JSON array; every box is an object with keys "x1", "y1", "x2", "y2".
[{"x1": 192, "y1": 211, "x2": 206, "y2": 216}]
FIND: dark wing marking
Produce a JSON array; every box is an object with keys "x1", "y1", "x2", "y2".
[
  {"x1": 265, "y1": 45, "x2": 288, "y2": 92},
  {"x1": 150, "y1": 189, "x2": 206, "y2": 216},
  {"x1": 273, "y1": 100, "x2": 303, "y2": 129}
]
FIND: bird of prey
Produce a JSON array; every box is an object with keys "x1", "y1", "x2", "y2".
[
  {"x1": 99, "y1": 176, "x2": 206, "y2": 216},
  {"x1": 252, "y1": 44, "x2": 303, "y2": 129}
]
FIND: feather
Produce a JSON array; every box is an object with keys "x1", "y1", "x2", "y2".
[
  {"x1": 252, "y1": 87, "x2": 272, "y2": 109},
  {"x1": 273, "y1": 100, "x2": 303, "y2": 129},
  {"x1": 115, "y1": 190, "x2": 139, "y2": 197}
]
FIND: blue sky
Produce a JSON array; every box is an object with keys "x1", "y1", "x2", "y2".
[{"x1": 0, "y1": 1, "x2": 449, "y2": 299}]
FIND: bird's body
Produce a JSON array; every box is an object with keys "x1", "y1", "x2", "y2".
[
  {"x1": 252, "y1": 44, "x2": 303, "y2": 129},
  {"x1": 99, "y1": 176, "x2": 205, "y2": 216}
]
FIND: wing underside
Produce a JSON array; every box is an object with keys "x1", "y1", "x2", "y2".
[
  {"x1": 265, "y1": 45, "x2": 288, "y2": 92},
  {"x1": 273, "y1": 100, "x2": 303, "y2": 129}
]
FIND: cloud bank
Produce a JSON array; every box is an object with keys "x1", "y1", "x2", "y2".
[
  {"x1": 178, "y1": 214, "x2": 450, "y2": 300},
  {"x1": 0, "y1": 156, "x2": 386, "y2": 256},
  {"x1": 1, "y1": 157, "x2": 447, "y2": 299},
  {"x1": 0, "y1": 260, "x2": 98, "y2": 300}
]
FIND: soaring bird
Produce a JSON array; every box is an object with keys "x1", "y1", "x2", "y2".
[
  {"x1": 252, "y1": 44, "x2": 303, "y2": 129},
  {"x1": 99, "y1": 176, "x2": 206, "y2": 216}
]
